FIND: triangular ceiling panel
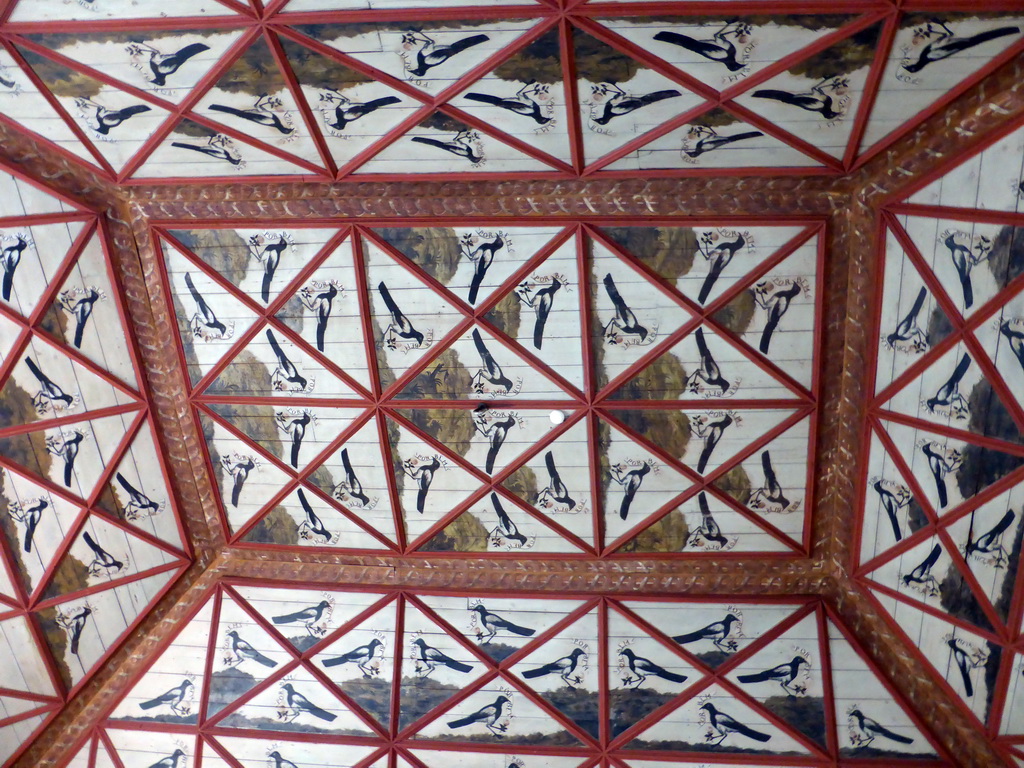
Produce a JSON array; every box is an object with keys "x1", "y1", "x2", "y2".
[
  {"x1": 18, "y1": 53, "x2": 174, "y2": 174},
  {"x1": 0, "y1": 614, "x2": 58, "y2": 697},
  {"x1": 108, "y1": 599, "x2": 213, "y2": 724},
  {"x1": 605, "y1": 106, "x2": 823, "y2": 171},
  {"x1": 105, "y1": 727, "x2": 196, "y2": 768},
  {"x1": 572, "y1": 27, "x2": 707, "y2": 168},
  {"x1": 194, "y1": 36, "x2": 328, "y2": 170},
  {"x1": 396, "y1": 599, "x2": 488, "y2": 730},
  {"x1": 167, "y1": 226, "x2": 340, "y2": 310},
  {"x1": 212, "y1": 734, "x2": 378, "y2": 767},
  {"x1": 450, "y1": 26, "x2": 573, "y2": 165},
  {"x1": 0, "y1": 219, "x2": 88, "y2": 321},
  {"x1": 20, "y1": 28, "x2": 246, "y2": 105},
  {"x1": 356, "y1": 109, "x2": 555, "y2": 175},
  {"x1": 136, "y1": 118, "x2": 314, "y2": 179},
  {"x1": 160, "y1": 239, "x2": 262, "y2": 387},
  {"x1": 291, "y1": 19, "x2": 542, "y2": 98},
  {"x1": 827, "y1": 617, "x2": 938, "y2": 758},
  {"x1": 731, "y1": 22, "x2": 884, "y2": 160},
  {"x1": 40, "y1": 230, "x2": 138, "y2": 389},
  {"x1": 907, "y1": 121, "x2": 1024, "y2": 214},
  {"x1": 0, "y1": 169, "x2": 80, "y2": 216},
  {"x1": 276, "y1": 34, "x2": 424, "y2": 172},
  {"x1": 875, "y1": 223, "x2": 956, "y2": 396},
  {"x1": 0, "y1": 47, "x2": 101, "y2": 167},
  {"x1": 0, "y1": 714, "x2": 52, "y2": 766},
  {"x1": 9, "y1": 0, "x2": 245, "y2": 21},
  {"x1": 861, "y1": 14, "x2": 1024, "y2": 156},
  {"x1": 372, "y1": 224, "x2": 565, "y2": 310},
  {"x1": 598, "y1": 14, "x2": 858, "y2": 90}
]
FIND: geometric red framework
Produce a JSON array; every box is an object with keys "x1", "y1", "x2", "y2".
[
  {"x1": 0, "y1": 1, "x2": 1021, "y2": 182},
  {"x1": 0, "y1": 165, "x2": 189, "y2": 765},
  {"x1": 60, "y1": 581, "x2": 955, "y2": 767},
  {"x1": 155, "y1": 219, "x2": 822, "y2": 559},
  {"x1": 858, "y1": 113, "x2": 1024, "y2": 761}
]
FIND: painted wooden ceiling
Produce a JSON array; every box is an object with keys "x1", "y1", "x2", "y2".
[{"x1": 0, "y1": 0, "x2": 1023, "y2": 767}]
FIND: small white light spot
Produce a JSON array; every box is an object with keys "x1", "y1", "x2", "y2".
[{"x1": 549, "y1": 410, "x2": 565, "y2": 425}]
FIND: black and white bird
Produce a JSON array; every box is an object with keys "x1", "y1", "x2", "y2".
[
  {"x1": 322, "y1": 637, "x2": 383, "y2": 677},
  {"x1": 210, "y1": 95, "x2": 294, "y2": 136},
  {"x1": 602, "y1": 273, "x2": 649, "y2": 343},
  {"x1": 1000, "y1": 320, "x2": 1024, "y2": 371},
  {"x1": 848, "y1": 707, "x2": 914, "y2": 749},
  {"x1": 611, "y1": 462, "x2": 651, "y2": 520},
  {"x1": 115, "y1": 472, "x2": 161, "y2": 519},
  {"x1": 145, "y1": 749, "x2": 186, "y2": 768},
  {"x1": 273, "y1": 600, "x2": 331, "y2": 634},
  {"x1": 405, "y1": 456, "x2": 440, "y2": 514},
  {"x1": 446, "y1": 695, "x2": 510, "y2": 736},
  {"x1": 297, "y1": 488, "x2": 332, "y2": 543},
  {"x1": 687, "y1": 328, "x2": 730, "y2": 394},
  {"x1": 130, "y1": 42, "x2": 210, "y2": 86},
  {"x1": 402, "y1": 30, "x2": 490, "y2": 78},
  {"x1": 82, "y1": 530, "x2": 123, "y2": 575},
  {"x1": 24, "y1": 356, "x2": 74, "y2": 411},
  {"x1": 921, "y1": 442, "x2": 957, "y2": 509},
  {"x1": 590, "y1": 82, "x2": 681, "y2": 126},
  {"x1": 700, "y1": 702, "x2": 772, "y2": 744},
  {"x1": 902, "y1": 21, "x2": 1020, "y2": 74},
  {"x1": 75, "y1": 98, "x2": 151, "y2": 135},
  {"x1": 139, "y1": 678, "x2": 193, "y2": 715},
  {"x1": 266, "y1": 329, "x2": 308, "y2": 392},
  {"x1": 521, "y1": 647, "x2": 586, "y2": 685},
  {"x1": 887, "y1": 287, "x2": 929, "y2": 352},
  {"x1": 412, "y1": 637, "x2": 473, "y2": 676},
  {"x1": 472, "y1": 329, "x2": 513, "y2": 394},
  {"x1": 281, "y1": 683, "x2": 337, "y2": 721},
  {"x1": 251, "y1": 234, "x2": 289, "y2": 303},
  {"x1": 321, "y1": 92, "x2": 401, "y2": 132},
  {"x1": 925, "y1": 352, "x2": 970, "y2": 417},
  {"x1": 62, "y1": 607, "x2": 91, "y2": 655},
  {"x1": 171, "y1": 136, "x2": 242, "y2": 166},
  {"x1": 873, "y1": 480, "x2": 908, "y2": 542},
  {"x1": 672, "y1": 612, "x2": 740, "y2": 652},
  {"x1": 47, "y1": 430, "x2": 84, "y2": 487},
  {"x1": 339, "y1": 448, "x2": 370, "y2": 507},
  {"x1": 226, "y1": 630, "x2": 278, "y2": 668},
  {"x1": 463, "y1": 233, "x2": 504, "y2": 305},
  {"x1": 184, "y1": 272, "x2": 230, "y2": 341},
  {"x1": 694, "y1": 412, "x2": 733, "y2": 473},
  {"x1": 654, "y1": 21, "x2": 750, "y2": 72},
  {"x1": 222, "y1": 455, "x2": 255, "y2": 508},
  {"x1": 748, "y1": 451, "x2": 791, "y2": 514},
  {"x1": 682, "y1": 126, "x2": 763, "y2": 159},
  {"x1": 693, "y1": 491, "x2": 730, "y2": 548},
  {"x1": 752, "y1": 77, "x2": 847, "y2": 120},
  {"x1": 377, "y1": 281, "x2": 424, "y2": 348},
  {"x1": 965, "y1": 508, "x2": 1015, "y2": 568},
  {"x1": 516, "y1": 278, "x2": 562, "y2": 349},
  {"x1": 490, "y1": 492, "x2": 527, "y2": 547},
  {"x1": 464, "y1": 82, "x2": 552, "y2": 126},
  {"x1": 411, "y1": 131, "x2": 484, "y2": 165},
  {"x1": 17, "y1": 498, "x2": 46, "y2": 554},
  {"x1": 276, "y1": 409, "x2": 312, "y2": 468},
  {"x1": 62, "y1": 288, "x2": 102, "y2": 349},
  {"x1": 474, "y1": 410, "x2": 516, "y2": 474},
  {"x1": 737, "y1": 655, "x2": 809, "y2": 696},
  {"x1": 300, "y1": 281, "x2": 339, "y2": 352},
  {"x1": 901, "y1": 543, "x2": 942, "y2": 594},
  {"x1": 1, "y1": 235, "x2": 27, "y2": 301},
  {"x1": 755, "y1": 280, "x2": 802, "y2": 353},
  {"x1": 944, "y1": 233, "x2": 990, "y2": 309},
  {"x1": 947, "y1": 638, "x2": 977, "y2": 697},
  {"x1": 470, "y1": 604, "x2": 535, "y2": 643},
  {"x1": 619, "y1": 647, "x2": 688, "y2": 687},
  {"x1": 697, "y1": 232, "x2": 746, "y2": 304},
  {"x1": 538, "y1": 451, "x2": 576, "y2": 511},
  {"x1": 268, "y1": 751, "x2": 299, "y2": 768}
]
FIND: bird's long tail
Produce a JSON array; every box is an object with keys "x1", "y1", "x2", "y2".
[
  {"x1": 960, "y1": 271, "x2": 974, "y2": 309},
  {"x1": 447, "y1": 659, "x2": 473, "y2": 673},
  {"x1": 290, "y1": 437, "x2": 300, "y2": 469},
  {"x1": 411, "y1": 136, "x2": 450, "y2": 152},
  {"x1": 316, "y1": 318, "x2": 327, "y2": 352},
  {"x1": 877, "y1": 724, "x2": 914, "y2": 744},
  {"x1": 486, "y1": 441, "x2": 500, "y2": 474},
  {"x1": 697, "y1": 441, "x2": 716, "y2": 473},
  {"x1": 262, "y1": 268, "x2": 273, "y2": 303},
  {"x1": 887, "y1": 507, "x2": 903, "y2": 542},
  {"x1": 1, "y1": 269, "x2": 13, "y2": 301},
  {"x1": 671, "y1": 630, "x2": 703, "y2": 644},
  {"x1": 377, "y1": 281, "x2": 400, "y2": 315},
  {"x1": 73, "y1": 318, "x2": 86, "y2": 349},
  {"x1": 468, "y1": 266, "x2": 485, "y2": 305},
  {"x1": 416, "y1": 485, "x2": 428, "y2": 514},
  {"x1": 935, "y1": 472, "x2": 948, "y2": 508},
  {"x1": 231, "y1": 476, "x2": 243, "y2": 507},
  {"x1": 464, "y1": 93, "x2": 507, "y2": 108},
  {"x1": 302, "y1": 702, "x2": 336, "y2": 721},
  {"x1": 734, "y1": 722, "x2": 772, "y2": 742},
  {"x1": 759, "y1": 315, "x2": 780, "y2": 354},
  {"x1": 446, "y1": 714, "x2": 480, "y2": 729},
  {"x1": 253, "y1": 652, "x2": 277, "y2": 668},
  {"x1": 737, "y1": 670, "x2": 774, "y2": 683},
  {"x1": 638, "y1": 90, "x2": 682, "y2": 107},
  {"x1": 138, "y1": 698, "x2": 162, "y2": 710},
  {"x1": 445, "y1": 34, "x2": 489, "y2": 56},
  {"x1": 533, "y1": 311, "x2": 547, "y2": 349},
  {"x1": 174, "y1": 43, "x2": 211, "y2": 62},
  {"x1": 520, "y1": 666, "x2": 549, "y2": 679},
  {"x1": 503, "y1": 622, "x2": 535, "y2": 637},
  {"x1": 64, "y1": 458, "x2": 74, "y2": 487},
  {"x1": 272, "y1": 613, "x2": 300, "y2": 625},
  {"x1": 321, "y1": 656, "x2": 348, "y2": 668},
  {"x1": 656, "y1": 669, "x2": 688, "y2": 683},
  {"x1": 751, "y1": 89, "x2": 793, "y2": 102}
]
